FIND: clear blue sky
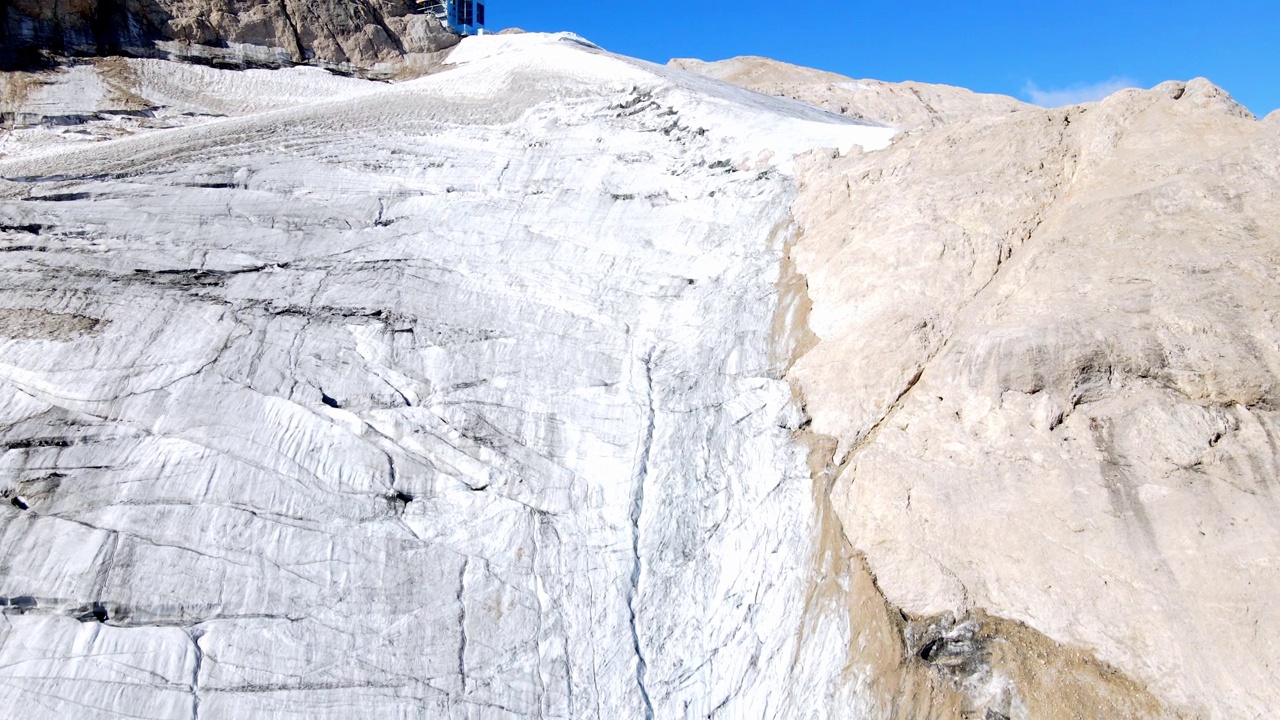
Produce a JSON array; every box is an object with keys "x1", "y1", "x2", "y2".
[{"x1": 495, "y1": 1, "x2": 1279, "y2": 116}]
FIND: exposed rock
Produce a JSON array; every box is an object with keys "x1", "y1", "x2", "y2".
[
  {"x1": 670, "y1": 55, "x2": 1028, "y2": 132},
  {"x1": 1178, "y1": 77, "x2": 1257, "y2": 118},
  {"x1": 0, "y1": 0, "x2": 458, "y2": 75},
  {"x1": 789, "y1": 77, "x2": 1280, "y2": 718},
  {"x1": 0, "y1": 308, "x2": 103, "y2": 341}
]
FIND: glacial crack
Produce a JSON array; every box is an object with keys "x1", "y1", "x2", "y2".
[
  {"x1": 457, "y1": 557, "x2": 469, "y2": 696},
  {"x1": 188, "y1": 628, "x2": 205, "y2": 720},
  {"x1": 628, "y1": 346, "x2": 656, "y2": 720}
]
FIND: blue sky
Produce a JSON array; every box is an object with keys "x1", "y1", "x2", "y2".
[{"x1": 495, "y1": 1, "x2": 1279, "y2": 116}]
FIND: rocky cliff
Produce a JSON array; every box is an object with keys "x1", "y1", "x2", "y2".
[
  {"x1": 1, "y1": 0, "x2": 458, "y2": 74},
  {"x1": 1, "y1": 29, "x2": 1278, "y2": 720},
  {"x1": 784, "y1": 75, "x2": 1278, "y2": 720}
]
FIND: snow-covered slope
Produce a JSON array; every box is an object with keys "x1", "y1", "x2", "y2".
[
  {"x1": 0, "y1": 33, "x2": 894, "y2": 719},
  {"x1": 1, "y1": 58, "x2": 378, "y2": 161},
  {"x1": 3, "y1": 29, "x2": 1279, "y2": 720}
]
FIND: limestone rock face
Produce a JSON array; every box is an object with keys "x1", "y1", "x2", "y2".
[
  {"x1": 1, "y1": 0, "x2": 458, "y2": 74},
  {"x1": 789, "y1": 78, "x2": 1280, "y2": 719},
  {"x1": 670, "y1": 56, "x2": 1028, "y2": 132},
  {"x1": 1, "y1": 31, "x2": 1279, "y2": 720}
]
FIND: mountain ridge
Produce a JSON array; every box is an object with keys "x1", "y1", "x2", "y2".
[{"x1": 1, "y1": 29, "x2": 1277, "y2": 720}]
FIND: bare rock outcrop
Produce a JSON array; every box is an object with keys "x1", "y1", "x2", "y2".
[
  {"x1": 787, "y1": 77, "x2": 1280, "y2": 719},
  {"x1": 671, "y1": 55, "x2": 1028, "y2": 132},
  {"x1": 1, "y1": 0, "x2": 458, "y2": 74}
]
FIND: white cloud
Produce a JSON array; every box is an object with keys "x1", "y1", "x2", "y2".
[{"x1": 1022, "y1": 77, "x2": 1139, "y2": 107}]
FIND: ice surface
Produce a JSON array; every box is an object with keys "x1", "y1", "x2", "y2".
[
  {"x1": 0, "y1": 33, "x2": 894, "y2": 719},
  {"x1": 0, "y1": 60, "x2": 378, "y2": 164}
]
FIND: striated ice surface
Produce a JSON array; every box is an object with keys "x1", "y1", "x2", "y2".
[{"x1": 0, "y1": 34, "x2": 894, "y2": 719}]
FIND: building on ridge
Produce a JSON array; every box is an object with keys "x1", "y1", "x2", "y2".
[{"x1": 413, "y1": 0, "x2": 487, "y2": 36}]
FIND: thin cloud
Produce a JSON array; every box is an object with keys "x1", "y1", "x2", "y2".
[{"x1": 1022, "y1": 77, "x2": 1139, "y2": 107}]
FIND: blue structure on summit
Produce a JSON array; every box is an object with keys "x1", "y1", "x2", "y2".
[{"x1": 415, "y1": 0, "x2": 487, "y2": 36}]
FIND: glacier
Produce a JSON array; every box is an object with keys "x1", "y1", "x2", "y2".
[{"x1": 0, "y1": 33, "x2": 895, "y2": 719}]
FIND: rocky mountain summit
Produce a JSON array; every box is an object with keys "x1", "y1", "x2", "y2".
[
  {"x1": 1, "y1": 0, "x2": 457, "y2": 74},
  {"x1": 670, "y1": 56, "x2": 1030, "y2": 131},
  {"x1": 2, "y1": 25, "x2": 1278, "y2": 720}
]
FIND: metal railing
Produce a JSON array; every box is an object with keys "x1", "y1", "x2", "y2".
[
  {"x1": 410, "y1": 0, "x2": 484, "y2": 34},
  {"x1": 412, "y1": 0, "x2": 448, "y2": 18}
]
